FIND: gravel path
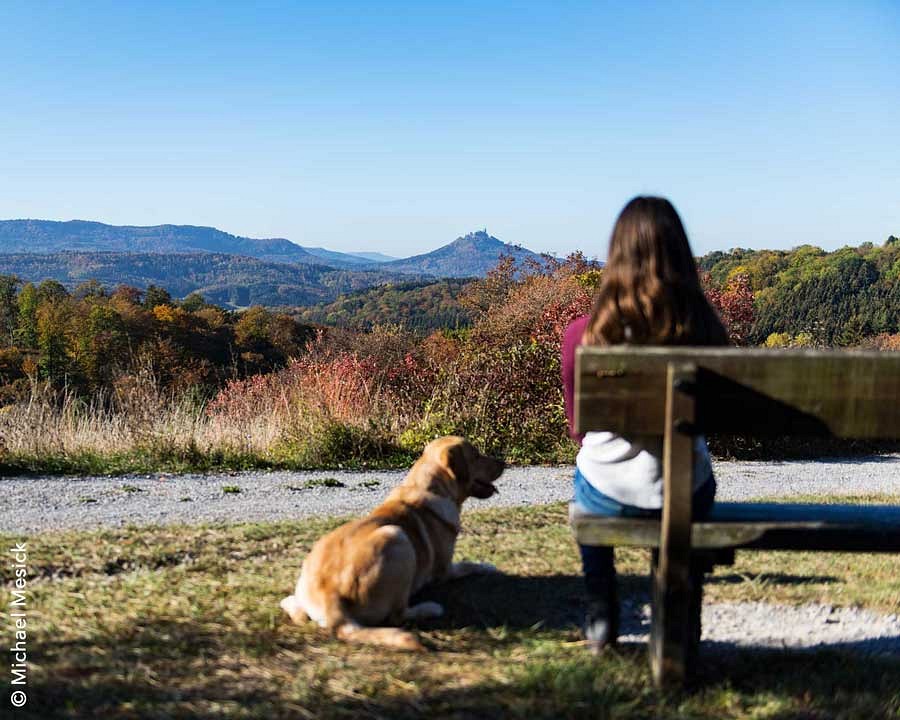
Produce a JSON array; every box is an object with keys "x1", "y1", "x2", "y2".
[
  {"x1": 1, "y1": 456, "x2": 898, "y2": 655},
  {"x1": 619, "y1": 601, "x2": 900, "y2": 656},
  {"x1": 1, "y1": 456, "x2": 898, "y2": 534}
]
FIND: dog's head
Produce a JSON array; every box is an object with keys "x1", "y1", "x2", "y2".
[{"x1": 423, "y1": 436, "x2": 505, "y2": 502}]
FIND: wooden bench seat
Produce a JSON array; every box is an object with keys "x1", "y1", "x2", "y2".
[
  {"x1": 571, "y1": 502, "x2": 900, "y2": 552},
  {"x1": 571, "y1": 347, "x2": 900, "y2": 688}
]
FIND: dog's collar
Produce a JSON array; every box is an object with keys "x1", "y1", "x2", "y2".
[{"x1": 405, "y1": 495, "x2": 461, "y2": 533}]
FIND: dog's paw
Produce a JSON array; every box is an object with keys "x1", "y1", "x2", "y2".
[
  {"x1": 472, "y1": 562, "x2": 500, "y2": 575},
  {"x1": 280, "y1": 595, "x2": 310, "y2": 625},
  {"x1": 404, "y1": 601, "x2": 445, "y2": 620}
]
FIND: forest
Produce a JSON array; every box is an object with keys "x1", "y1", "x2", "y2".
[
  {"x1": 286, "y1": 279, "x2": 473, "y2": 331},
  {"x1": 0, "y1": 237, "x2": 897, "y2": 474},
  {"x1": 699, "y1": 235, "x2": 900, "y2": 347},
  {"x1": 0, "y1": 278, "x2": 314, "y2": 403}
]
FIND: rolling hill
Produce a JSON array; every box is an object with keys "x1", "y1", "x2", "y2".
[
  {"x1": 0, "y1": 219, "x2": 370, "y2": 268},
  {"x1": 0, "y1": 252, "x2": 425, "y2": 308},
  {"x1": 0, "y1": 221, "x2": 554, "y2": 307},
  {"x1": 0, "y1": 221, "x2": 548, "y2": 278}
]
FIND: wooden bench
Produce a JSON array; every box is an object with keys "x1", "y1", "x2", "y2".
[{"x1": 570, "y1": 347, "x2": 900, "y2": 687}]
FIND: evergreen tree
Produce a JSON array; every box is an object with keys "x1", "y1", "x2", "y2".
[{"x1": 144, "y1": 285, "x2": 173, "y2": 309}]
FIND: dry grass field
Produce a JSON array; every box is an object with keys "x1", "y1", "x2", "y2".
[{"x1": 2, "y1": 499, "x2": 898, "y2": 719}]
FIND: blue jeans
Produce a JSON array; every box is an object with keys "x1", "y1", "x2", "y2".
[
  {"x1": 573, "y1": 469, "x2": 716, "y2": 596},
  {"x1": 573, "y1": 468, "x2": 716, "y2": 519}
]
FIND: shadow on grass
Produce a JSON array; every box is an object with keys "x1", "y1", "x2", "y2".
[
  {"x1": 22, "y1": 619, "x2": 290, "y2": 719},
  {"x1": 19, "y1": 574, "x2": 900, "y2": 719},
  {"x1": 24, "y1": 622, "x2": 900, "y2": 720},
  {"x1": 706, "y1": 572, "x2": 839, "y2": 586}
]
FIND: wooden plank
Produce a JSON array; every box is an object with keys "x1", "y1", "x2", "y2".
[
  {"x1": 650, "y1": 364, "x2": 697, "y2": 688},
  {"x1": 575, "y1": 347, "x2": 900, "y2": 439},
  {"x1": 571, "y1": 502, "x2": 900, "y2": 552}
]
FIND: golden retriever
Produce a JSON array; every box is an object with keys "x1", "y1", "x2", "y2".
[{"x1": 280, "y1": 436, "x2": 505, "y2": 650}]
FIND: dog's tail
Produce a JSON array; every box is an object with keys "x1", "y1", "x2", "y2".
[{"x1": 335, "y1": 622, "x2": 424, "y2": 652}]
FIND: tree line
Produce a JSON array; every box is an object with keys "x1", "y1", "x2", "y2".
[
  {"x1": 0, "y1": 277, "x2": 314, "y2": 403},
  {"x1": 699, "y1": 236, "x2": 900, "y2": 346}
]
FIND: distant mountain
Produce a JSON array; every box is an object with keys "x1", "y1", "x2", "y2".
[
  {"x1": 349, "y1": 251, "x2": 398, "y2": 263},
  {"x1": 0, "y1": 252, "x2": 425, "y2": 308},
  {"x1": 382, "y1": 230, "x2": 546, "y2": 278},
  {"x1": 0, "y1": 220, "x2": 368, "y2": 268},
  {"x1": 0, "y1": 221, "x2": 553, "y2": 290}
]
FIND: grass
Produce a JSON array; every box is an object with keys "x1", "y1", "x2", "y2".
[
  {"x1": 283, "y1": 478, "x2": 348, "y2": 492},
  {"x1": 0, "y1": 385, "x2": 569, "y2": 477},
  {"x1": 302, "y1": 477, "x2": 347, "y2": 489},
  {"x1": 0, "y1": 441, "x2": 424, "y2": 477},
  {"x1": 1, "y1": 499, "x2": 898, "y2": 719}
]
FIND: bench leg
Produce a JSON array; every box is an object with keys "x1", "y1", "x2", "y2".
[{"x1": 649, "y1": 550, "x2": 704, "y2": 688}]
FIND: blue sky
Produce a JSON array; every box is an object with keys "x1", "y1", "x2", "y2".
[{"x1": 1, "y1": 1, "x2": 898, "y2": 258}]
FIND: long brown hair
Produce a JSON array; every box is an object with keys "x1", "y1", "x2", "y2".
[{"x1": 586, "y1": 196, "x2": 728, "y2": 346}]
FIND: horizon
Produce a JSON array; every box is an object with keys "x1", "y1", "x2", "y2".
[
  {"x1": 2, "y1": 2, "x2": 898, "y2": 258},
  {"x1": 1, "y1": 216, "x2": 898, "y2": 262}
]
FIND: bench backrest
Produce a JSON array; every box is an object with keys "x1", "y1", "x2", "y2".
[
  {"x1": 574, "y1": 347, "x2": 900, "y2": 650},
  {"x1": 575, "y1": 347, "x2": 900, "y2": 439}
]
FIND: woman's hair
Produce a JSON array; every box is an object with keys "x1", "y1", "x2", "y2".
[{"x1": 585, "y1": 196, "x2": 728, "y2": 346}]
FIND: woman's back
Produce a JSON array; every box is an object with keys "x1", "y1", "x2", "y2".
[{"x1": 562, "y1": 315, "x2": 714, "y2": 511}]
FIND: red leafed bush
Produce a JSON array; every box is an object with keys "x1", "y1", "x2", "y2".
[
  {"x1": 205, "y1": 365, "x2": 298, "y2": 423},
  {"x1": 530, "y1": 284, "x2": 594, "y2": 351},
  {"x1": 703, "y1": 273, "x2": 756, "y2": 346},
  {"x1": 207, "y1": 351, "x2": 382, "y2": 425}
]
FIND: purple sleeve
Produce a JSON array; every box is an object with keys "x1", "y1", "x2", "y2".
[{"x1": 562, "y1": 315, "x2": 590, "y2": 444}]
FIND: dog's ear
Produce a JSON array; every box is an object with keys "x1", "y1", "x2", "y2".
[
  {"x1": 425, "y1": 436, "x2": 470, "y2": 483},
  {"x1": 422, "y1": 436, "x2": 473, "y2": 501},
  {"x1": 442, "y1": 440, "x2": 471, "y2": 488}
]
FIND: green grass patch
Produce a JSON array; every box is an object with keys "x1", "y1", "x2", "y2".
[
  {"x1": 283, "y1": 478, "x2": 348, "y2": 491},
  {"x1": 1, "y1": 499, "x2": 898, "y2": 718},
  {"x1": 304, "y1": 477, "x2": 347, "y2": 489},
  {"x1": 0, "y1": 438, "x2": 422, "y2": 477},
  {"x1": 0, "y1": 444, "x2": 278, "y2": 477},
  {"x1": 221, "y1": 485, "x2": 242, "y2": 494}
]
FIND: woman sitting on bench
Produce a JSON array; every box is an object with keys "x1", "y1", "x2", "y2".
[{"x1": 562, "y1": 196, "x2": 729, "y2": 652}]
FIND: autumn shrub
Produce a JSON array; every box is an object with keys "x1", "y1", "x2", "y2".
[
  {"x1": 419, "y1": 340, "x2": 572, "y2": 462},
  {"x1": 396, "y1": 258, "x2": 594, "y2": 462},
  {"x1": 203, "y1": 325, "x2": 430, "y2": 467},
  {"x1": 763, "y1": 331, "x2": 817, "y2": 348},
  {"x1": 703, "y1": 273, "x2": 756, "y2": 345},
  {"x1": 210, "y1": 255, "x2": 598, "y2": 467},
  {"x1": 859, "y1": 332, "x2": 900, "y2": 351}
]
